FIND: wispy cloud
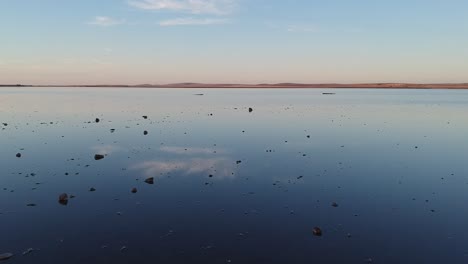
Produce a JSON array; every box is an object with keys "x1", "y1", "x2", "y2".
[
  {"x1": 159, "y1": 17, "x2": 228, "y2": 26},
  {"x1": 287, "y1": 25, "x2": 321, "y2": 33},
  {"x1": 88, "y1": 16, "x2": 125, "y2": 27},
  {"x1": 128, "y1": 0, "x2": 237, "y2": 15}
]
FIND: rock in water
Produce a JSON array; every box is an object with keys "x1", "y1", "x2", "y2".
[
  {"x1": 143, "y1": 130, "x2": 148, "y2": 135},
  {"x1": 131, "y1": 188, "x2": 137, "y2": 193},
  {"x1": 142, "y1": 116, "x2": 148, "y2": 119},
  {"x1": 94, "y1": 154, "x2": 105, "y2": 160},
  {"x1": 22, "y1": 248, "x2": 34, "y2": 256},
  {"x1": 0, "y1": 253, "x2": 13, "y2": 260},
  {"x1": 144, "y1": 177, "x2": 154, "y2": 184},
  {"x1": 312, "y1": 227, "x2": 322, "y2": 236},
  {"x1": 16, "y1": 153, "x2": 21, "y2": 158},
  {"x1": 95, "y1": 118, "x2": 100, "y2": 123},
  {"x1": 89, "y1": 187, "x2": 96, "y2": 192},
  {"x1": 248, "y1": 107, "x2": 253, "y2": 113},
  {"x1": 58, "y1": 193, "x2": 69, "y2": 205}
]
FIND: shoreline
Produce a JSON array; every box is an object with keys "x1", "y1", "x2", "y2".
[{"x1": 1, "y1": 83, "x2": 468, "y2": 89}]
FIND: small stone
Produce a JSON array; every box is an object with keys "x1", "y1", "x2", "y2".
[
  {"x1": 144, "y1": 177, "x2": 154, "y2": 184},
  {"x1": 312, "y1": 227, "x2": 322, "y2": 236},
  {"x1": 89, "y1": 187, "x2": 96, "y2": 192},
  {"x1": 332, "y1": 202, "x2": 339, "y2": 207},
  {"x1": 22, "y1": 248, "x2": 34, "y2": 256},
  {"x1": 131, "y1": 188, "x2": 137, "y2": 193},
  {"x1": 143, "y1": 130, "x2": 148, "y2": 135},
  {"x1": 248, "y1": 108, "x2": 253, "y2": 113},
  {"x1": 58, "y1": 193, "x2": 69, "y2": 205},
  {"x1": 26, "y1": 203, "x2": 37, "y2": 207},
  {"x1": 94, "y1": 154, "x2": 105, "y2": 160},
  {"x1": 142, "y1": 116, "x2": 148, "y2": 119},
  {"x1": 16, "y1": 153, "x2": 21, "y2": 158},
  {"x1": 236, "y1": 160, "x2": 242, "y2": 164},
  {"x1": 95, "y1": 118, "x2": 100, "y2": 123},
  {"x1": 0, "y1": 253, "x2": 13, "y2": 261}
]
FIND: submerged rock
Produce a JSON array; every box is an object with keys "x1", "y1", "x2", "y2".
[
  {"x1": 144, "y1": 177, "x2": 154, "y2": 184},
  {"x1": 94, "y1": 154, "x2": 105, "y2": 160},
  {"x1": 143, "y1": 130, "x2": 148, "y2": 135},
  {"x1": 58, "y1": 193, "x2": 69, "y2": 205},
  {"x1": 131, "y1": 188, "x2": 137, "y2": 193},
  {"x1": 332, "y1": 202, "x2": 339, "y2": 207},
  {"x1": 89, "y1": 187, "x2": 96, "y2": 192},
  {"x1": 26, "y1": 204, "x2": 37, "y2": 207},
  {"x1": 312, "y1": 227, "x2": 322, "y2": 236},
  {"x1": 0, "y1": 253, "x2": 13, "y2": 261},
  {"x1": 22, "y1": 248, "x2": 34, "y2": 256},
  {"x1": 16, "y1": 153, "x2": 21, "y2": 158}
]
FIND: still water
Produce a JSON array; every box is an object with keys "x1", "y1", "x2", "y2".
[{"x1": 1, "y1": 87, "x2": 468, "y2": 263}]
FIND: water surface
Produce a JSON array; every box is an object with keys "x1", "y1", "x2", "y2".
[{"x1": 1, "y1": 87, "x2": 468, "y2": 263}]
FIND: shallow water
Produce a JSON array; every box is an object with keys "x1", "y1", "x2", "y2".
[{"x1": 1, "y1": 87, "x2": 468, "y2": 263}]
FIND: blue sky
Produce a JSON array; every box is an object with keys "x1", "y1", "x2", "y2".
[{"x1": 1, "y1": 0, "x2": 468, "y2": 84}]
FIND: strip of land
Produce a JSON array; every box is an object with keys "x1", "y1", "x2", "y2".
[{"x1": 1, "y1": 83, "x2": 468, "y2": 89}]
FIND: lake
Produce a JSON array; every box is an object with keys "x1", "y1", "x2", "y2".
[{"x1": 1, "y1": 87, "x2": 468, "y2": 263}]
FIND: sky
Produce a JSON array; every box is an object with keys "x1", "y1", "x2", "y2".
[{"x1": 1, "y1": 0, "x2": 468, "y2": 85}]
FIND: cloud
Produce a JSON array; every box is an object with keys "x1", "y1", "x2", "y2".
[
  {"x1": 132, "y1": 157, "x2": 236, "y2": 179},
  {"x1": 128, "y1": 0, "x2": 236, "y2": 15},
  {"x1": 88, "y1": 16, "x2": 125, "y2": 27},
  {"x1": 287, "y1": 25, "x2": 321, "y2": 33},
  {"x1": 159, "y1": 17, "x2": 228, "y2": 26}
]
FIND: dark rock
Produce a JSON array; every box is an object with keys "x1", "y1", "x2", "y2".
[
  {"x1": 131, "y1": 188, "x2": 137, "y2": 193},
  {"x1": 143, "y1": 131, "x2": 148, "y2": 135},
  {"x1": 26, "y1": 203, "x2": 37, "y2": 207},
  {"x1": 312, "y1": 227, "x2": 322, "y2": 236},
  {"x1": 332, "y1": 202, "x2": 339, "y2": 207},
  {"x1": 144, "y1": 177, "x2": 154, "y2": 184},
  {"x1": 89, "y1": 187, "x2": 96, "y2": 192},
  {"x1": 22, "y1": 248, "x2": 34, "y2": 256},
  {"x1": 16, "y1": 153, "x2": 21, "y2": 158},
  {"x1": 236, "y1": 160, "x2": 242, "y2": 164},
  {"x1": 94, "y1": 154, "x2": 105, "y2": 160},
  {"x1": 248, "y1": 108, "x2": 253, "y2": 113},
  {"x1": 0, "y1": 253, "x2": 13, "y2": 261},
  {"x1": 142, "y1": 116, "x2": 148, "y2": 119},
  {"x1": 58, "y1": 193, "x2": 69, "y2": 205},
  {"x1": 95, "y1": 118, "x2": 100, "y2": 123}
]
